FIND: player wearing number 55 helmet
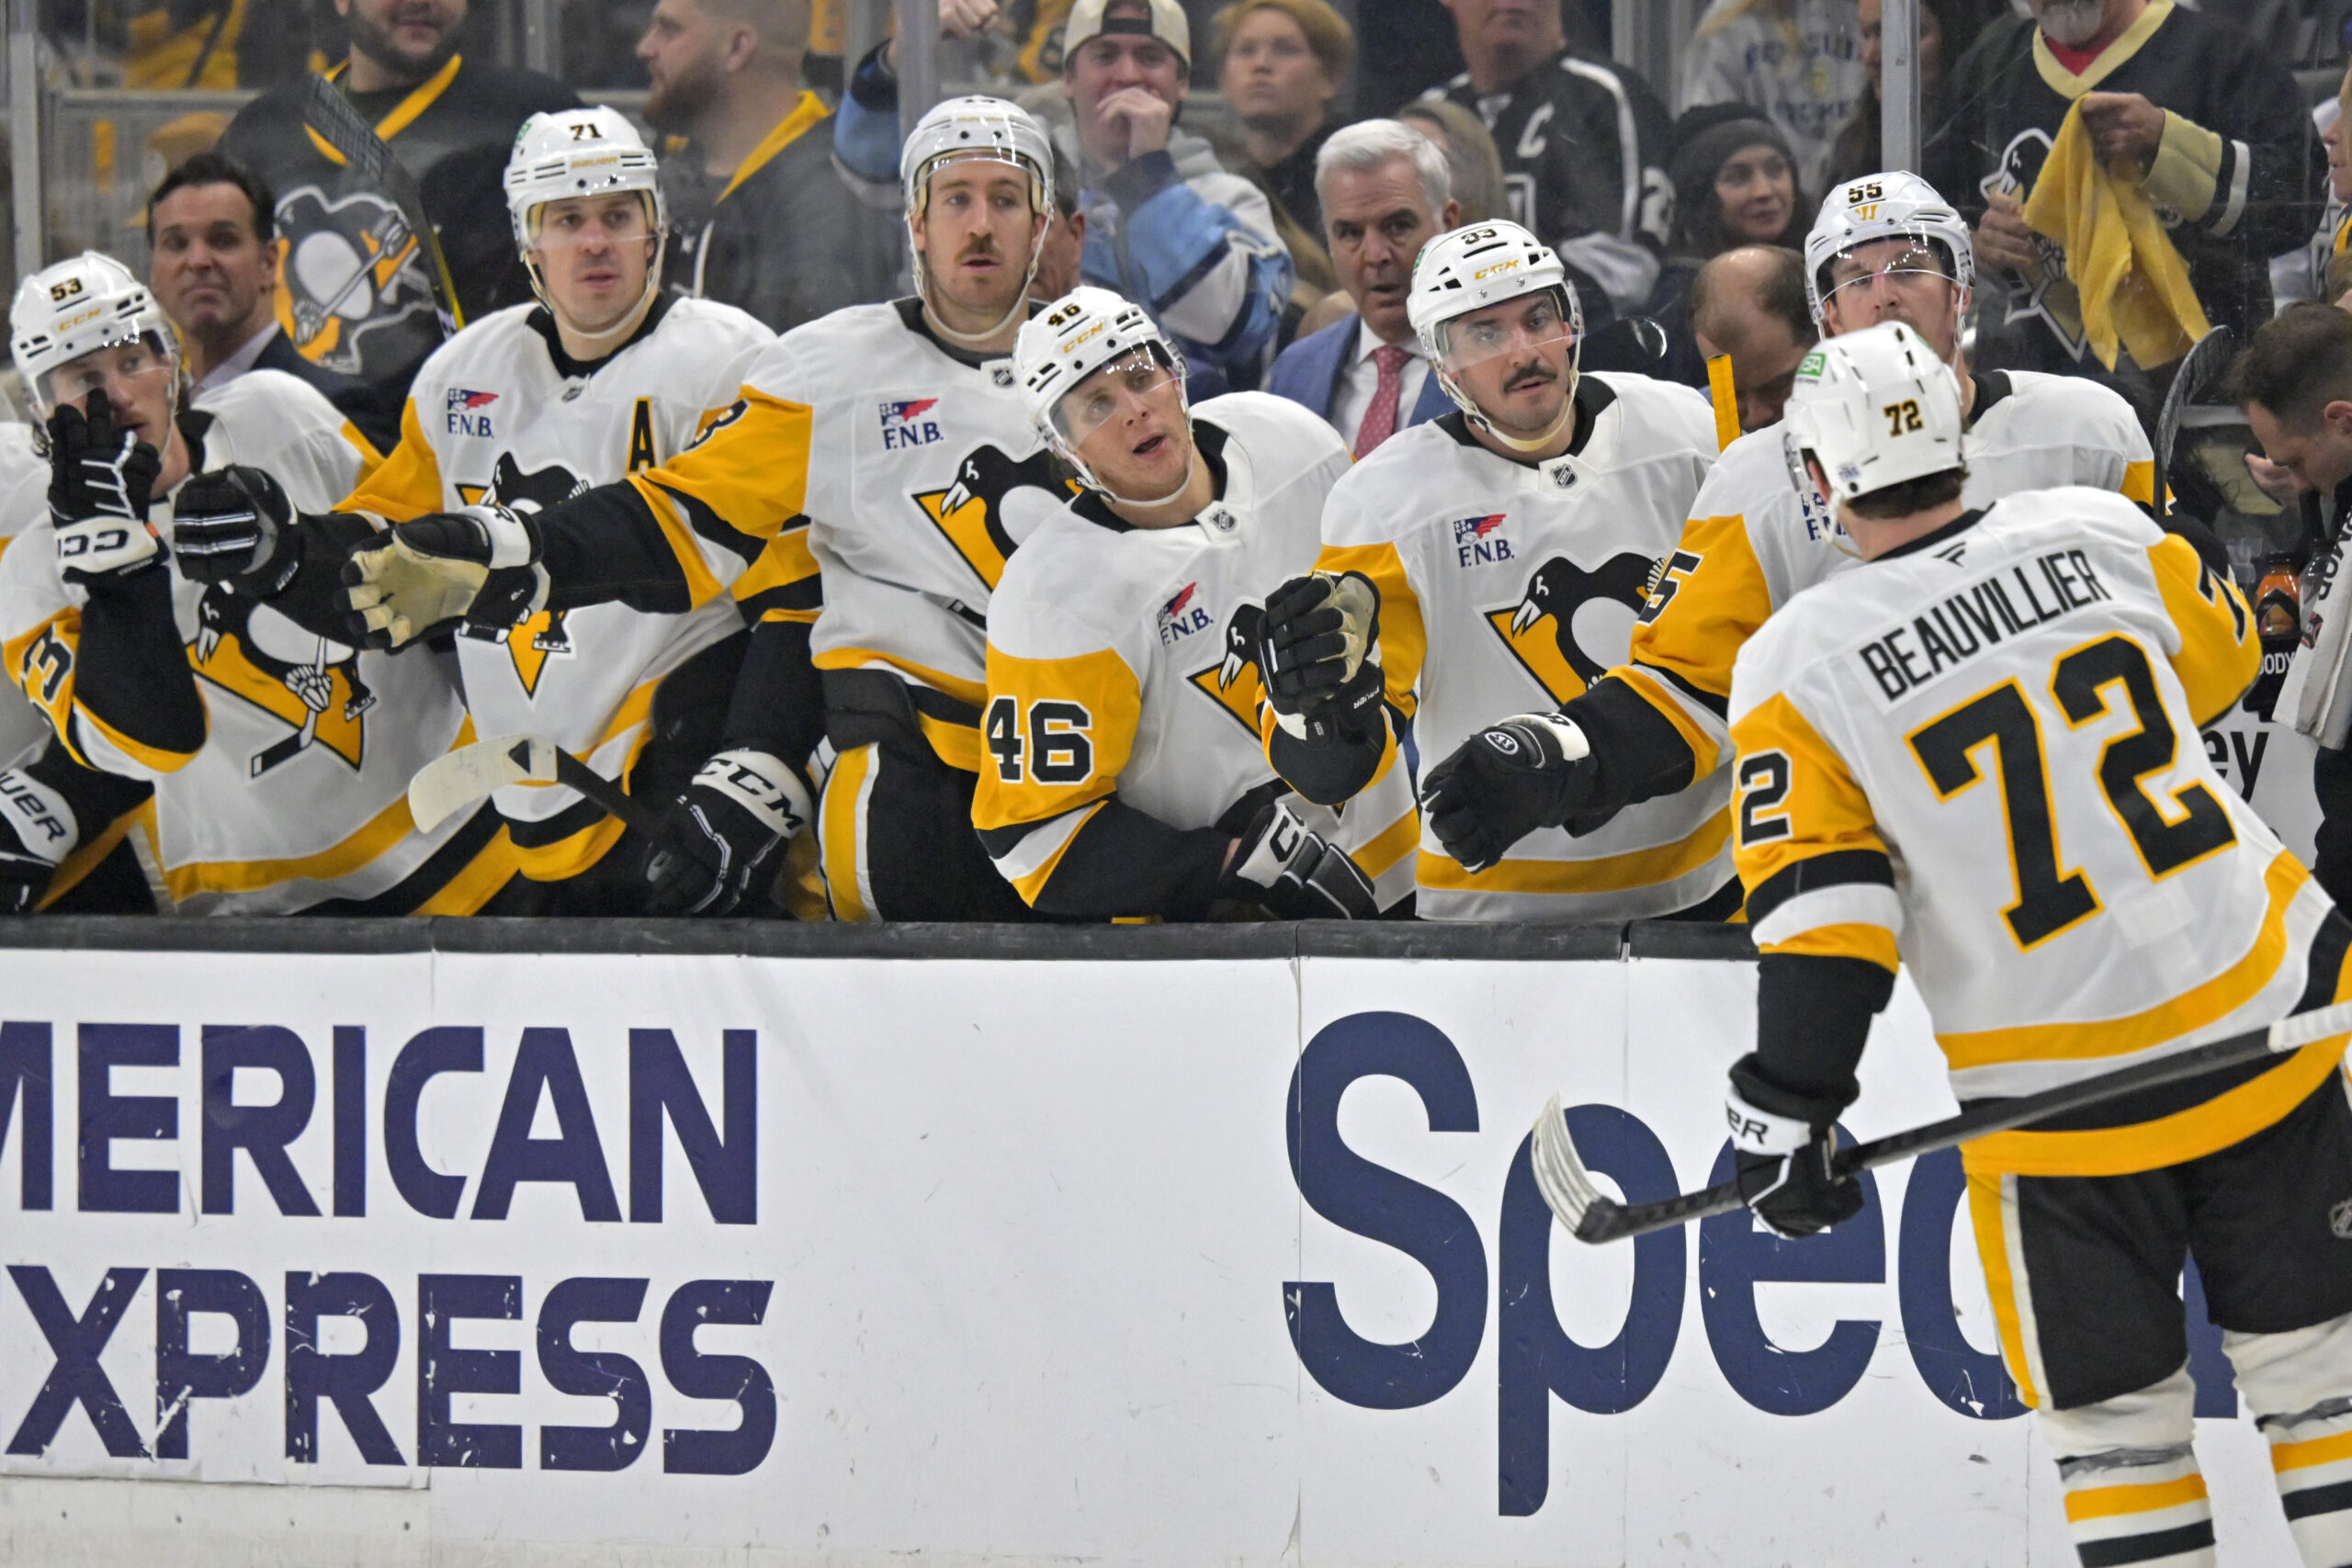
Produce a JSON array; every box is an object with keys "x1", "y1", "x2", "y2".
[
  {"x1": 1257, "y1": 219, "x2": 1725, "y2": 921},
  {"x1": 177, "y1": 107, "x2": 778, "y2": 915},
  {"x1": 972, "y1": 287, "x2": 1416, "y2": 919},
  {"x1": 1725, "y1": 322, "x2": 2352, "y2": 1568},
  {"x1": 334, "y1": 96, "x2": 1069, "y2": 920}
]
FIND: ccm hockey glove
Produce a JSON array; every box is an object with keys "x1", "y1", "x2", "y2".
[
  {"x1": 1258, "y1": 570, "x2": 1384, "y2": 745},
  {"x1": 1724, "y1": 1055, "x2": 1863, "y2": 1239},
  {"x1": 642, "y1": 749, "x2": 815, "y2": 917},
  {"x1": 1419, "y1": 711, "x2": 1596, "y2": 874},
  {"x1": 173, "y1": 465, "x2": 302, "y2": 594},
  {"x1": 46, "y1": 400, "x2": 163, "y2": 583},
  {"x1": 342, "y1": 504, "x2": 545, "y2": 649},
  {"x1": 1223, "y1": 798, "x2": 1378, "y2": 919}
]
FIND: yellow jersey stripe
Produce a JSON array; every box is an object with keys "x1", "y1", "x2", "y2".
[
  {"x1": 2273, "y1": 1428, "x2": 2352, "y2": 1475},
  {"x1": 2064, "y1": 1474, "x2": 2210, "y2": 1524},
  {"x1": 821, "y1": 741, "x2": 876, "y2": 921},
  {"x1": 1758, "y1": 921, "x2": 1900, "y2": 970},
  {"x1": 1419, "y1": 806, "x2": 1729, "y2": 895}
]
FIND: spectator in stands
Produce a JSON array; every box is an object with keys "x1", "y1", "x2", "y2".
[
  {"x1": 2277, "y1": 63, "x2": 2351, "y2": 313},
  {"x1": 836, "y1": 0, "x2": 1293, "y2": 393},
  {"x1": 639, "y1": 0, "x2": 899, "y2": 333},
  {"x1": 1639, "y1": 105, "x2": 1805, "y2": 386},
  {"x1": 1215, "y1": 0, "x2": 1350, "y2": 242},
  {"x1": 144, "y1": 152, "x2": 398, "y2": 455},
  {"x1": 1824, "y1": 0, "x2": 1994, "y2": 195},
  {"x1": 1926, "y1": 0, "x2": 2323, "y2": 412},
  {"x1": 1034, "y1": 160, "x2": 1091, "y2": 303},
  {"x1": 1422, "y1": 0, "x2": 1671, "y2": 321},
  {"x1": 1689, "y1": 243, "x2": 1817, "y2": 432},
  {"x1": 1396, "y1": 98, "x2": 1508, "y2": 224},
  {"x1": 218, "y1": 0, "x2": 577, "y2": 404},
  {"x1": 1682, "y1": 0, "x2": 1867, "y2": 201},
  {"x1": 1267, "y1": 120, "x2": 1456, "y2": 455}
]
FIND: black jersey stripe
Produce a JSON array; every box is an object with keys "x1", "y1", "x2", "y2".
[{"x1": 1743, "y1": 848, "x2": 1894, "y2": 929}]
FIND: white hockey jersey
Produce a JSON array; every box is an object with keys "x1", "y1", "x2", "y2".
[
  {"x1": 1730, "y1": 488, "x2": 2341, "y2": 1178},
  {"x1": 342, "y1": 297, "x2": 774, "y2": 878},
  {"x1": 973, "y1": 393, "x2": 1419, "y2": 915},
  {"x1": 0, "y1": 370, "x2": 496, "y2": 913},
  {"x1": 1624, "y1": 368, "x2": 2155, "y2": 772},
  {"x1": 0, "y1": 423, "x2": 53, "y2": 763},
  {"x1": 1290, "y1": 372, "x2": 1724, "y2": 920}
]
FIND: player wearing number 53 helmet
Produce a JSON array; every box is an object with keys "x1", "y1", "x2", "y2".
[
  {"x1": 1257, "y1": 219, "x2": 1726, "y2": 921},
  {"x1": 1724, "y1": 321, "x2": 2352, "y2": 1568},
  {"x1": 971, "y1": 286, "x2": 1416, "y2": 919}
]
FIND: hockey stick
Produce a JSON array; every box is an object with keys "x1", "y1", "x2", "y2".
[
  {"x1": 1705, "y1": 354, "x2": 1740, "y2": 453},
  {"x1": 408, "y1": 734, "x2": 719, "y2": 872},
  {"x1": 300, "y1": 73, "x2": 466, "y2": 338},
  {"x1": 2152, "y1": 324, "x2": 2234, "y2": 525},
  {"x1": 1532, "y1": 995, "x2": 2352, "y2": 1245}
]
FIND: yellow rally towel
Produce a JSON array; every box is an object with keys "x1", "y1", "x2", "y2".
[{"x1": 2023, "y1": 100, "x2": 2211, "y2": 371}]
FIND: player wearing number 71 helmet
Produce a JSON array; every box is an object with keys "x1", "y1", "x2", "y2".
[{"x1": 1724, "y1": 321, "x2": 2352, "y2": 1568}]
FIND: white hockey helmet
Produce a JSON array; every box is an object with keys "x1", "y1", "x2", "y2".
[
  {"x1": 10, "y1": 251, "x2": 180, "y2": 418},
  {"x1": 1804, "y1": 170, "x2": 1973, "y2": 328},
  {"x1": 1015, "y1": 285, "x2": 1191, "y2": 499},
  {"x1": 504, "y1": 106, "x2": 666, "y2": 252},
  {"x1": 1407, "y1": 220, "x2": 1583, "y2": 448},
  {"x1": 1782, "y1": 321, "x2": 1965, "y2": 513},
  {"x1": 902, "y1": 95, "x2": 1055, "y2": 219}
]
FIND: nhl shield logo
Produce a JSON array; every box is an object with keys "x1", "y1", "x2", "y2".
[{"x1": 2332, "y1": 1197, "x2": 2352, "y2": 1241}]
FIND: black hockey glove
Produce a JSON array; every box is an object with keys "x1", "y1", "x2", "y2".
[
  {"x1": 1222, "y1": 797, "x2": 1378, "y2": 919},
  {"x1": 1259, "y1": 571, "x2": 1385, "y2": 745},
  {"x1": 1419, "y1": 711, "x2": 1596, "y2": 874},
  {"x1": 1724, "y1": 1055, "x2": 1862, "y2": 1239},
  {"x1": 46, "y1": 400, "x2": 163, "y2": 584},
  {"x1": 341, "y1": 504, "x2": 544, "y2": 649},
  {"x1": 172, "y1": 465, "x2": 303, "y2": 594},
  {"x1": 0, "y1": 767, "x2": 79, "y2": 913},
  {"x1": 642, "y1": 749, "x2": 815, "y2": 917}
]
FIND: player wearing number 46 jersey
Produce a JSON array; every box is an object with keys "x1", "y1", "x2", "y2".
[
  {"x1": 972, "y1": 288, "x2": 1415, "y2": 919},
  {"x1": 1725, "y1": 323, "x2": 2352, "y2": 1568}
]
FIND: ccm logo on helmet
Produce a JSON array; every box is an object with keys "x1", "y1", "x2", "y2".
[
  {"x1": 1057, "y1": 321, "x2": 1107, "y2": 355},
  {"x1": 1473, "y1": 260, "x2": 1524, "y2": 281}
]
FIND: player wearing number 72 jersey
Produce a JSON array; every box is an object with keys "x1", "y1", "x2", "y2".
[{"x1": 1724, "y1": 323, "x2": 2352, "y2": 1568}]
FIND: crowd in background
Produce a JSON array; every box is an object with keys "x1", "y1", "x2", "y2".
[{"x1": 3, "y1": 0, "x2": 2348, "y2": 919}]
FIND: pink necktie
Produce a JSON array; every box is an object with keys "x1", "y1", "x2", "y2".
[{"x1": 1354, "y1": 344, "x2": 1410, "y2": 458}]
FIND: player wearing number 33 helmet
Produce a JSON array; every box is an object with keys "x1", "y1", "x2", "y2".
[
  {"x1": 1724, "y1": 321, "x2": 2352, "y2": 1568},
  {"x1": 1257, "y1": 219, "x2": 1727, "y2": 921}
]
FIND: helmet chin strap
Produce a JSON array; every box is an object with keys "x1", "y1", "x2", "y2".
[
  {"x1": 915, "y1": 212, "x2": 1047, "y2": 350},
  {"x1": 1440, "y1": 365, "x2": 1579, "y2": 455},
  {"x1": 1059, "y1": 432, "x2": 1198, "y2": 512}
]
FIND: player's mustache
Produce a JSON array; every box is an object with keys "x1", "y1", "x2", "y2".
[{"x1": 1504, "y1": 364, "x2": 1556, "y2": 391}]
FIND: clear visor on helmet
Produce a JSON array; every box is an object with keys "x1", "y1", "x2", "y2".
[
  {"x1": 526, "y1": 189, "x2": 656, "y2": 252},
  {"x1": 1819, "y1": 239, "x2": 1953, "y2": 311},
  {"x1": 1051, "y1": 344, "x2": 1182, "y2": 448},
  {"x1": 31, "y1": 329, "x2": 178, "y2": 418},
  {"x1": 914, "y1": 148, "x2": 1039, "y2": 214},
  {"x1": 1432, "y1": 287, "x2": 1577, "y2": 373}
]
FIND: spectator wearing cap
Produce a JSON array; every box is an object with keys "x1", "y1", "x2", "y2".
[
  {"x1": 639, "y1": 0, "x2": 899, "y2": 333},
  {"x1": 1266, "y1": 119, "x2": 1457, "y2": 455},
  {"x1": 1643, "y1": 105, "x2": 1807, "y2": 386},
  {"x1": 1681, "y1": 0, "x2": 1867, "y2": 201},
  {"x1": 835, "y1": 0, "x2": 1293, "y2": 393},
  {"x1": 144, "y1": 151, "x2": 398, "y2": 455},
  {"x1": 1215, "y1": 0, "x2": 1351, "y2": 242}
]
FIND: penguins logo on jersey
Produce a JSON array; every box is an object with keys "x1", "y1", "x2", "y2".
[
  {"x1": 912, "y1": 443, "x2": 1070, "y2": 590},
  {"x1": 190, "y1": 592, "x2": 377, "y2": 774},
  {"x1": 1187, "y1": 602, "x2": 1271, "y2": 738},
  {"x1": 1485, "y1": 551, "x2": 1655, "y2": 700},
  {"x1": 1980, "y1": 130, "x2": 2089, "y2": 361},
  {"x1": 273, "y1": 186, "x2": 435, "y2": 376},
  {"x1": 459, "y1": 454, "x2": 591, "y2": 696}
]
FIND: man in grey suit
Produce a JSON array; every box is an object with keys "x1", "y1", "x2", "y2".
[{"x1": 1267, "y1": 119, "x2": 1457, "y2": 457}]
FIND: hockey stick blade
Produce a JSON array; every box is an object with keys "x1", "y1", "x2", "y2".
[
  {"x1": 2154, "y1": 325, "x2": 2234, "y2": 524},
  {"x1": 1536, "y1": 995, "x2": 2352, "y2": 1246},
  {"x1": 408, "y1": 735, "x2": 556, "y2": 831}
]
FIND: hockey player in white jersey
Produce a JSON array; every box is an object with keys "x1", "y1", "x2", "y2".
[
  {"x1": 1718, "y1": 322, "x2": 2352, "y2": 1568},
  {"x1": 974, "y1": 287, "x2": 1414, "y2": 918},
  {"x1": 339, "y1": 97, "x2": 1074, "y2": 920},
  {"x1": 1256, "y1": 220, "x2": 1724, "y2": 920},
  {"x1": 194, "y1": 107, "x2": 779, "y2": 913},
  {"x1": 0, "y1": 251, "x2": 505, "y2": 915},
  {"x1": 1415, "y1": 174, "x2": 2163, "y2": 889}
]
